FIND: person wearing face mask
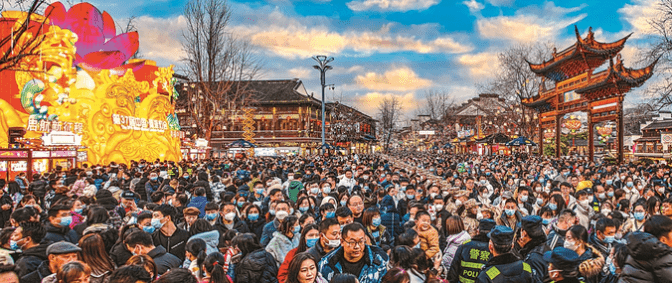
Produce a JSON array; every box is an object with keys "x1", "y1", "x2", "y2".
[
  {"x1": 266, "y1": 215, "x2": 301, "y2": 268},
  {"x1": 396, "y1": 185, "x2": 415, "y2": 218},
  {"x1": 261, "y1": 201, "x2": 292, "y2": 246},
  {"x1": 474, "y1": 225, "x2": 533, "y2": 283},
  {"x1": 13, "y1": 221, "x2": 49, "y2": 278},
  {"x1": 44, "y1": 204, "x2": 79, "y2": 244},
  {"x1": 563, "y1": 225, "x2": 605, "y2": 282},
  {"x1": 587, "y1": 218, "x2": 616, "y2": 260},
  {"x1": 622, "y1": 202, "x2": 648, "y2": 235},
  {"x1": 571, "y1": 190, "x2": 595, "y2": 229},
  {"x1": 213, "y1": 202, "x2": 250, "y2": 238},
  {"x1": 306, "y1": 218, "x2": 341, "y2": 262},
  {"x1": 543, "y1": 246, "x2": 582, "y2": 283},
  {"x1": 124, "y1": 230, "x2": 181, "y2": 275},
  {"x1": 515, "y1": 187, "x2": 534, "y2": 216},
  {"x1": 186, "y1": 187, "x2": 208, "y2": 218},
  {"x1": 362, "y1": 208, "x2": 392, "y2": 247},
  {"x1": 144, "y1": 172, "x2": 162, "y2": 201},
  {"x1": 547, "y1": 209, "x2": 577, "y2": 250},
  {"x1": 150, "y1": 205, "x2": 190, "y2": 262},
  {"x1": 515, "y1": 216, "x2": 551, "y2": 283},
  {"x1": 496, "y1": 199, "x2": 522, "y2": 230}
]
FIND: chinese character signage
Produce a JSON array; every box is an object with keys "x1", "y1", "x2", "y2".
[
  {"x1": 27, "y1": 117, "x2": 83, "y2": 135},
  {"x1": 0, "y1": 151, "x2": 29, "y2": 158},
  {"x1": 112, "y1": 114, "x2": 169, "y2": 132}
]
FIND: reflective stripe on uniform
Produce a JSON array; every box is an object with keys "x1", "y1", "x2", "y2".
[
  {"x1": 461, "y1": 261, "x2": 484, "y2": 269},
  {"x1": 523, "y1": 262, "x2": 531, "y2": 273},
  {"x1": 459, "y1": 275, "x2": 476, "y2": 283},
  {"x1": 486, "y1": 267, "x2": 500, "y2": 280}
]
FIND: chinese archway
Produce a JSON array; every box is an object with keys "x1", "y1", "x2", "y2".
[
  {"x1": 523, "y1": 26, "x2": 657, "y2": 162},
  {"x1": 0, "y1": 2, "x2": 183, "y2": 164}
]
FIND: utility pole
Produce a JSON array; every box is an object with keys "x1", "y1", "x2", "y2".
[{"x1": 312, "y1": 55, "x2": 334, "y2": 149}]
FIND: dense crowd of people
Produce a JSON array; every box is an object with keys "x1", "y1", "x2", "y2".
[{"x1": 1, "y1": 150, "x2": 672, "y2": 283}]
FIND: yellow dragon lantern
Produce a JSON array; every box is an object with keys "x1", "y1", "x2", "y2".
[{"x1": 0, "y1": 2, "x2": 182, "y2": 164}]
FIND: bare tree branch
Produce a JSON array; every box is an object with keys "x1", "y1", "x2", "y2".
[{"x1": 377, "y1": 96, "x2": 402, "y2": 152}]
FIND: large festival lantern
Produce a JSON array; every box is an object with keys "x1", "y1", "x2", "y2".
[
  {"x1": 523, "y1": 26, "x2": 657, "y2": 163},
  {"x1": 0, "y1": 2, "x2": 183, "y2": 165}
]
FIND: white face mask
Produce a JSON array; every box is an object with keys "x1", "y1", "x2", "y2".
[
  {"x1": 564, "y1": 240, "x2": 578, "y2": 251},
  {"x1": 455, "y1": 199, "x2": 462, "y2": 207},
  {"x1": 323, "y1": 234, "x2": 340, "y2": 248},
  {"x1": 224, "y1": 212, "x2": 236, "y2": 221},
  {"x1": 276, "y1": 210, "x2": 289, "y2": 221},
  {"x1": 434, "y1": 204, "x2": 443, "y2": 211}
]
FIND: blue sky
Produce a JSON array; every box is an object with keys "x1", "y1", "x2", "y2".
[{"x1": 28, "y1": 0, "x2": 662, "y2": 116}]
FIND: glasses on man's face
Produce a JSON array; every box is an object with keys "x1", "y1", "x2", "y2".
[{"x1": 344, "y1": 239, "x2": 366, "y2": 248}]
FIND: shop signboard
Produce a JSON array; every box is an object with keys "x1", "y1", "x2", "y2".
[
  {"x1": 33, "y1": 151, "x2": 50, "y2": 158},
  {"x1": 0, "y1": 150, "x2": 28, "y2": 158},
  {"x1": 52, "y1": 151, "x2": 77, "y2": 158}
]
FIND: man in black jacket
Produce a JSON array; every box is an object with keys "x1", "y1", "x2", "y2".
[
  {"x1": 194, "y1": 172, "x2": 213, "y2": 201},
  {"x1": 587, "y1": 217, "x2": 616, "y2": 260},
  {"x1": 151, "y1": 205, "x2": 189, "y2": 262},
  {"x1": 516, "y1": 215, "x2": 550, "y2": 283},
  {"x1": 14, "y1": 221, "x2": 49, "y2": 278},
  {"x1": 27, "y1": 174, "x2": 47, "y2": 207},
  {"x1": 475, "y1": 225, "x2": 533, "y2": 283},
  {"x1": 306, "y1": 218, "x2": 340, "y2": 262},
  {"x1": 125, "y1": 230, "x2": 181, "y2": 276},
  {"x1": 213, "y1": 202, "x2": 249, "y2": 238},
  {"x1": 21, "y1": 241, "x2": 80, "y2": 283},
  {"x1": 447, "y1": 219, "x2": 495, "y2": 283}
]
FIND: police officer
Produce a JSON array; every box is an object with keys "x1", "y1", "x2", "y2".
[
  {"x1": 447, "y1": 219, "x2": 496, "y2": 283},
  {"x1": 475, "y1": 225, "x2": 534, "y2": 283},
  {"x1": 516, "y1": 215, "x2": 551, "y2": 283},
  {"x1": 543, "y1": 247, "x2": 583, "y2": 283}
]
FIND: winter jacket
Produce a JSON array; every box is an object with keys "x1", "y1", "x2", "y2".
[
  {"x1": 516, "y1": 237, "x2": 551, "y2": 283},
  {"x1": 442, "y1": 230, "x2": 471, "y2": 272},
  {"x1": 577, "y1": 244, "x2": 605, "y2": 283},
  {"x1": 187, "y1": 196, "x2": 208, "y2": 217},
  {"x1": 277, "y1": 247, "x2": 297, "y2": 283},
  {"x1": 147, "y1": 245, "x2": 182, "y2": 275},
  {"x1": 415, "y1": 226, "x2": 441, "y2": 258},
  {"x1": 145, "y1": 181, "x2": 161, "y2": 200},
  {"x1": 190, "y1": 230, "x2": 220, "y2": 255},
  {"x1": 151, "y1": 227, "x2": 190, "y2": 262},
  {"x1": 306, "y1": 241, "x2": 329, "y2": 263},
  {"x1": 547, "y1": 224, "x2": 567, "y2": 250},
  {"x1": 20, "y1": 260, "x2": 51, "y2": 283},
  {"x1": 618, "y1": 232, "x2": 672, "y2": 283},
  {"x1": 213, "y1": 217, "x2": 250, "y2": 240},
  {"x1": 110, "y1": 241, "x2": 133, "y2": 267},
  {"x1": 261, "y1": 219, "x2": 281, "y2": 246},
  {"x1": 234, "y1": 249, "x2": 279, "y2": 283},
  {"x1": 44, "y1": 222, "x2": 79, "y2": 244},
  {"x1": 28, "y1": 180, "x2": 47, "y2": 198},
  {"x1": 474, "y1": 253, "x2": 533, "y2": 283},
  {"x1": 380, "y1": 196, "x2": 402, "y2": 239},
  {"x1": 248, "y1": 218, "x2": 267, "y2": 241},
  {"x1": 318, "y1": 245, "x2": 389, "y2": 283},
  {"x1": 446, "y1": 234, "x2": 491, "y2": 283},
  {"x1": 266, "y1": 232, "x2": 299, "y2": 268},
  {"x1": 0, "y1": 194, "x2": 12, "y2": 228},
  {"x1": 366, "y1": 225, "x2": 393, "y2": 247},
  {"x1": 15, "y1": 241, "x2": 51, "y2": 277},
  {"x1": 571, "y1": 202, "x2": 595, "y2": 229}
]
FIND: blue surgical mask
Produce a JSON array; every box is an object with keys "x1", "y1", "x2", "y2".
[
  {"x1": 505, "y1": 209, "x2": 515, "y2": 217},
  {"x1": 299, "y1": 206, "x2": 309, "y2": 213},
  {"x1": 143, "y1": 225, "x2": 155, "y2": 234},
  {"x1": 9, "y1": 240, "x2": 19, "y2": 250},
  {"x1": 627, "y1": 182, "x2": 634, "y2": 188},
  {"x1": 372, "y1": 217, "x2": 381, "y2": 227},
  {"x1": 322, "y1": 187, "x2": 331, "y2": 194},
  {"x1": 293, "y1": 225, "x2": 301, "y2": 235},
  {"x1": 340, "y1": 200, "x2": 347, "y2": 206},
  {"x1": 151, "y1": 218, "x2": 165, "y2": 229},
  {"x1": 310, "y1": 187, "x2": 319, "y2": 194},
  {"x1": 542, "y1": 218, "x2": 551, "y2": 225},
  {"x1": 60, "y1": 216, "x2": 72, "y2": 227},
  {"x1": 606, "y1": 180, "x2": 613, "y2": 185},
  {"x1": 269, "y1": 209, "x2": 276, "y2": 216},
  {"x1": 74, "y1": 208, "x2": 83, "y2": 215},
  {"x1": 520, "y1": 195, "x2": 528, "y2": 202},
  {"x1": 237, "y1": 202, "x2": 244, "y2": 208},
  {"x1": 151, "y1": 177, "x2": 158, "y2": 181},
  {"x1": 548, "y1": 203, "x2": 557, "y2": 211},
  {"x1": 406, "y1": 193, "x2": 414, "y2": 200},
  {"x1": 607, "y1": 191, "x2": 614, "y2": 197},
  {"x1": 306, "y1": 237, "x2": 319, "y2": 248},
  {"x1": 609, "y1": 261, "x2": 617, "y2": 275},
  {"x1": 634, "y1": 212, "x2": 646, "y2": 221},
  {"x1": 205, "y1": 213, "x2": 218, "y2": 221},
  {"x1": 326, "y1": 211, "x2": 335, "y2": 218},
  {"x1": 604, "y1": 235, "x2": 615, "y2": 244},
  {"x1": 248, "y1": 213, "x2": 259, "y2": 221},
  {"x1": 256, "y1": 188, "x2": 265, "y2": 195}
]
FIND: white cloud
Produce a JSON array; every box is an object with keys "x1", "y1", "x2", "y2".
[
  {"x1": 476, "y1": 2, "x2": 586, "y2": 43},
  {"x1": 135, "y1": 15, "x2": 188, "y2": 65},
  {"x1": 346, "y1": 0, "x2": 440, "y2": 12},
  {"x1": 458, "y1": 52, "x2": 499, "y2": 78},
  {"x1": 288, "y1": 67, "x2": 313, "y2": 79},
  {"x1": 485, "y1": 0, "x2": 514, "y2": 6},
  {"x1": 619, "y1": 0, "x2": 658, "y2": 38},
  {"x1": 354, "y1": 66, "x2": 432, "y2": 91},
  {"x1": 231, "y1": 10, "x2": 472, "y2": 59},
  {"x1": 354, "y1": 92, "x2": 418, "y2": 116},
  {"x1": 463, "y1": 0, "x2": 484, "y2": 14}
]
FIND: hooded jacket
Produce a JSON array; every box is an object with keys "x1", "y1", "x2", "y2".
[
  {"x1": 442, "y1": 230, "x2": 472, "y2": 271},
  {"x1": 110, "y1": 241, "x2": 133, "y2": 267},
  {"x1": 15, "y1": 241, "x2": 51, "y2": 278},
  {"x1": 147, "y1": 245, "x2": 182, "y2": 275},
  {"x1": 266, "y1": 232, "x2": 298, "y2": 268},
  {"x1": 618, "y1": 232, "x2": 672, "y2": 283},
  {"x1": 187, "y1": 196, "x2": 208, "y2": 217},
  {"x1": 234, "y1": 248, "x2": 279, "y2": 283},
  {"x1": 318, "y1": 245, "x2": 389, "y2": 283},
  {"x1": 182, "y1": 230, "x2": 220, "y2": 268}
]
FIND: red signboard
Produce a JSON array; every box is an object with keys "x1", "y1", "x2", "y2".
[{"x1": 0, "y1": 150, "x2": 29, "y2": 158}]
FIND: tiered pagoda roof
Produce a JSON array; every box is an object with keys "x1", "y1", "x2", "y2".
[
  {"x1": 527, "y1": 26, "x2": 631, "y2": 82},
  {"x1": 576, "y1": 55, "x2": 658, "y2": 99}
]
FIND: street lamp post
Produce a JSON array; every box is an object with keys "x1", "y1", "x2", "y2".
[{"x1": 313, "y1": 55, "x2": 334, "y2": 150}]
